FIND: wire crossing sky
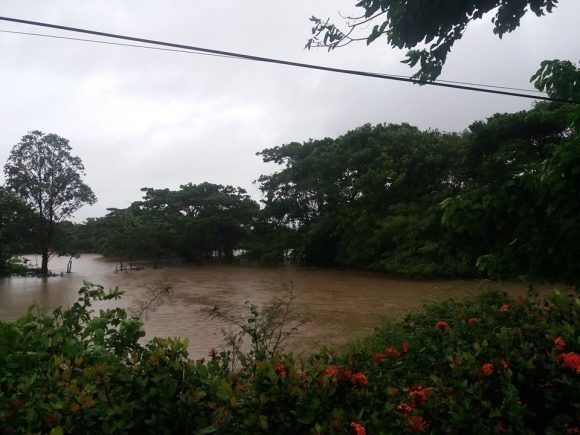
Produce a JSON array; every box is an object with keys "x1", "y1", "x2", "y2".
[
  {"x1": 1, "y1": 16, "x2": 577, "y2": 104},
  {"x1": 0, "y1": 29, "x2": 548, "y2": 96},
  {"x1": 1, "y1": 1, "x2": 579, "y2": 221}
]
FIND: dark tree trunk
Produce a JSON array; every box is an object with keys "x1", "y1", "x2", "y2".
[{"x1": 41, "y1": 249, "x2": 49, "y2": 275}]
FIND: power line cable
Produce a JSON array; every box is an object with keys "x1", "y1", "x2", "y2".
[
  {"x1": 0, "y1": 29, "x2": 547, "y2": 95},
  {"x1": 0, "y1": 29, "x2": 237, "y2": 60},
  {"x1": 0, "y1": 16, "x2": 577, "y2": 104}
]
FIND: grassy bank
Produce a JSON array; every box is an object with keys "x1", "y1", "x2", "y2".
[{"x1": 0, "y1": 284, "x2": 578, "y2": 434}]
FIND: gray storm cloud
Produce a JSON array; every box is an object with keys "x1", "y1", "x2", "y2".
[{"x1": 1, "y1": 0, "x2": 579, "y2": 220}]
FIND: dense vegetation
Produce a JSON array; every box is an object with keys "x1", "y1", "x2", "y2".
[
  {"x1": 250, "y1": 100, "x2": 580, "y2": 282},
  {"x1": 0, "y1": 284, "x2": 577, "y2": 433},
  {"x1": 2, "y1": 97, "x2": 579, "y2": 284}
]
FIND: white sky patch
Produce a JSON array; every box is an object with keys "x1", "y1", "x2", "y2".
[{"x1": 1, "y1": 0, "x2": 579, "y2": 220}]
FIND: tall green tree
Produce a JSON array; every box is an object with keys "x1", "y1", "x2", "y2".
[
  {"x1": 3, "y1": 131, "x2": 96, "y2": 275},
  {"x1": 307, "y1": 0, "x2": 559, "y2": 81}
]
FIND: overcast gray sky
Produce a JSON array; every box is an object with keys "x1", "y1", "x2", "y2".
[{"x1": 1, "y1": 1, "x2": 579, "y2": 221}]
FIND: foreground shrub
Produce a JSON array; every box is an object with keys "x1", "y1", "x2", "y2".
[{"x1": 0, "y1": 284, "x2": 578, "y2": 434}]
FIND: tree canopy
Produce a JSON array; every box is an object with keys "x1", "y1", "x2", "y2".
[
  {"x1": 252, "y1": 99, "x2": 579, "y2": 283},
  {"x1": 307, "y1": 0, "x2": 559, "y2": 81},
  {"x1": 3, "y1": 131, "x2": 96, "y2": 274},
  {"x1": 96, "y1": 182, "x2": 259, "y2": 265}
]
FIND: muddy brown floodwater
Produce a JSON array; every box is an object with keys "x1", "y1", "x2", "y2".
[{"x1": 0, "y1": 254, "x2": 561, "y2": 359}]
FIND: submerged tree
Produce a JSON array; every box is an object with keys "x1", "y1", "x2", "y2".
[
  {"x1": 3, "y1": 131, "x2": 96, "y2": 275},
  {"x1": 95, "y1": 182, "x2": 259, "y2": 264}
]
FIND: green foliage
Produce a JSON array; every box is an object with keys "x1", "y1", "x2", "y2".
[
  {"x1": 205, "y1": 284, "x2": 307, "y2": 367},
  {"x1": 254, "y1": 100, "x2": 580, "y2": 283},
  {"x1": 256, "y1": 123, "x2": 472, "y2": 276},
  {"x1": 307, "y1": 0, "x2": 558, "y2": 81},
  {"x1": 532, "y1": 59, "x2": 580, "y2": 103},
  {"x1": 441, "y1": 102, "x2": 580, "y2": 284},
  {"x1": 1, "y1": 285, "x2": 578, "y2": 433},
  {"x1": 91, "y1": 182, "x2": 259, "y2": 264},
  {"x1": 3, "y1": 131, "x2": 96, "y2": 274},
  {"x1": 0, "y1": 187, "x2": 34, "y2": 275}
]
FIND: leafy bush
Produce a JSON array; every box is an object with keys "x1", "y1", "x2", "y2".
[
  {"x1": 0, "y1": 284, "x2": 578, "y2": 434},
  {"x1": 204, "y1": 284, "x2": 307, "y2": 368}
]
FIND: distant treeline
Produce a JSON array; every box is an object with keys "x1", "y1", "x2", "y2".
[{"x1": 2, "y1": 101, "x2": 579, "y2": 283}]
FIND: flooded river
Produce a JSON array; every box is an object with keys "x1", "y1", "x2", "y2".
[{"x1": 0, "y1": 254, "x2": 558, "y2": 359}]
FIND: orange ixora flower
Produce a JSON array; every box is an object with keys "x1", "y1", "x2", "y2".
[
  {"x1": 499, "y1": 304, "x2": 509, "y2": 313},
  {"x1": 397, "y1": 402, "x2": 413, "y2": 416},
  {"x1": 373, "y1": 352, "x2": 386, "y2": 363},
  {"x1": 408, "y1": 415, "x2": 426, "y2": 432},
  {"x1": 275, "y1": 363, "x2": 287, "y2": 378},
  {"x1": 558, "y1": 352, "x2": 580, "y2": 374},
  {"x1": 434, "y1": 320, "x2": 450, "y2": 334},
  {"x1": 408, "y1": 386, "x2": 435, "y2": 406},
  {"x1": 554, "y1": 337, "x2": 566, "y2": 351},
  {"x1": 350, "y1": 422, "x2": 366, "y2": 435},
  {"x1": 468, "y1": 317, "x2": 478, "y2": 325},
  {"x1": 386, "y1": 347, "x2": 401, "y2": 359},
  {"x1": 351, "y1": 372, "x2": 369, "y2": 386},
  {"x1": 481, "y1": 363, "x2": 494, "y2": 377},
  {"x1": 325, "y1": 366, "x2": 340, "y2": 377}
]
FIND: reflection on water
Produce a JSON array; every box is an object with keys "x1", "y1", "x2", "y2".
[{"x1": 0, "y1": 254, "x2": 558, "y2": 359}]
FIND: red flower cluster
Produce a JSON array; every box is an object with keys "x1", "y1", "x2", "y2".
[
  {"x1": 351, "y1": 372, "x2": 369, "y2": 386},
  {"x1": 373, "y1": 352, "x2": 385, "y2": 363},
  {"x1": 558, "y1": 352, "x2": 580, "y2": 374},
  {"x1": 499, "y1": 304, "x2": 509, "y2": 313},
  {"x1": 554, "y1": 337, "x2": 566, "y2": 351},
  {"x1": 324, "y1": 366, "x2": 368, "y2": 386},
  {"x1": 275, "y1": 363, "x2": 287, "y2": 378},
  {"x1": 481, "y1": 363, "x2": 494, "y2": 377},
  {"x1": 397, "y1": 402, "x2": 413, "y2": 416},
  {"x1": 298, "y1": 370, "x2": 308, "y2": 379},
  {"x1": 408, "y1": 385, "x2": 435, "y2": 406},
  {"x1": 408, "y1": 415, "x2": 426, "y2": 432},
  {"x1": 386, "y1": 347, "x2": 401, "y2": 359},
  {"x1": 468, "y1": 317, "x2": 478, "y2": 325},
  {"x1": 350, "y1": 422, "x2": 366, "y2": 435},
  {"x1": 325, "y1": 365, "x2": 340, "y2": 377},
  {"x1": 374, "y1": 344, "x2": 407, "y2": 362},
  {"x1": 434, "y1": 320, "x2": 450, "y2": 334}
]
